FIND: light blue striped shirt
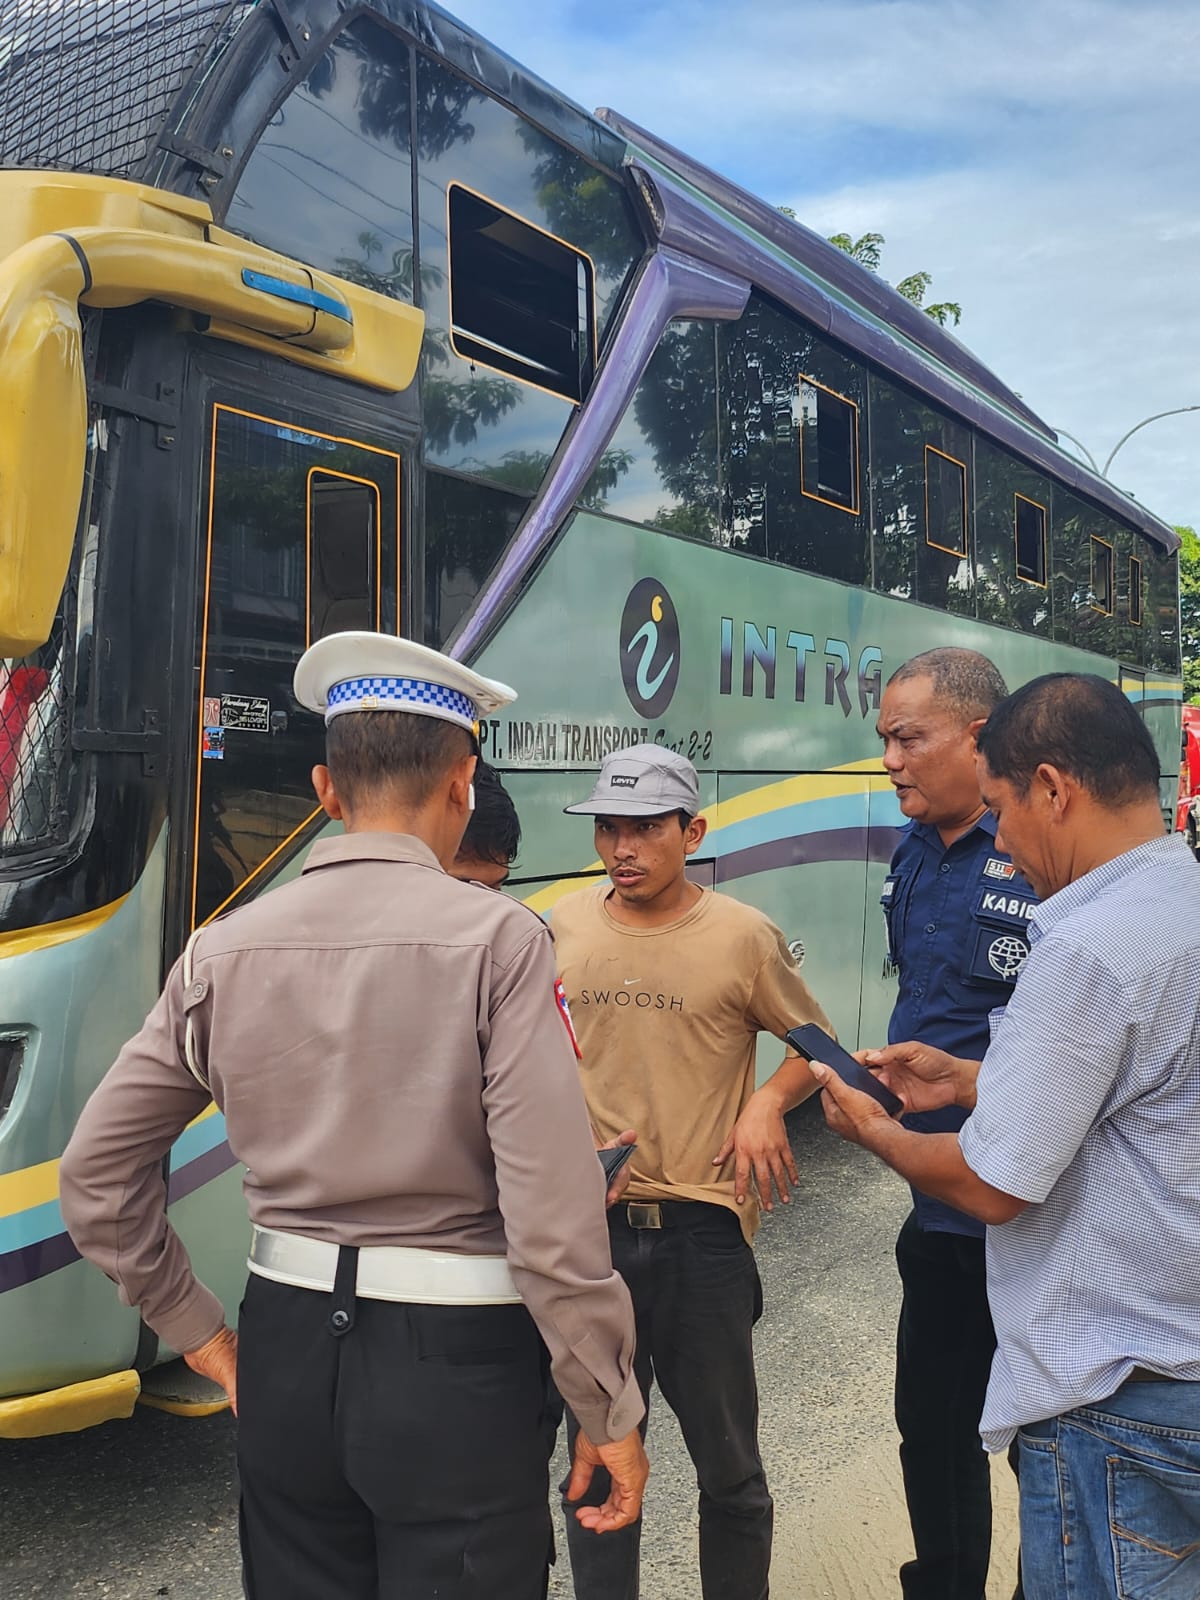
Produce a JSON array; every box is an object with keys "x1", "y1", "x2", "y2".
[{"x1": 959, "y1": 834, "x2": 1200, "y2": 1451}]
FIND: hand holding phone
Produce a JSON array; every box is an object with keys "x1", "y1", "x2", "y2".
[
  {"x1": 598, "y1": 1143, "x2": 637, "y2": 1183},
  {"x1": 785, "y1": 1024, "x2": 903, "y2": 1117}
]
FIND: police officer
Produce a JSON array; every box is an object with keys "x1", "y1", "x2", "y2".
[
  {"x1": 60, "y1": 633, "x2": 648, "y2": 1600},
  {"x1": 875, "y1": 647, "x2": 1034, "y2": 1600}
]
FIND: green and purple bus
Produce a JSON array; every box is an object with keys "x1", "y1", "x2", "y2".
[{"x1": 0, "y1": 0, "x2": 1180, "y2": 1434}]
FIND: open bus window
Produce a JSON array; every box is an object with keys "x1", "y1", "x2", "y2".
[
  {"x1": 447, "y1": 184, "x2": 596, "y2": 403},
  {"x1": 1128, "y1": 555, "x2": 1144, "y2": 625},
  {"x1": 925, "y1": 446, "x2": 968, "y2": 558},
  {"x1": 1090, "y1": 536, "x2": 1114, "y2": 615},
  {"x1": 1014, "y1": 494, "x2": 1047, "y2": 585},
  {"x1": 308, "y1": 472, "x2": 379, "y2": 643},
  {"x1": 797, "y1": 376, "x2": 860, "y2": 514}
]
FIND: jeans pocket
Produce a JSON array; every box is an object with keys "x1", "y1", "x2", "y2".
[{"x1": 1108, "y1": 1453, "x2": 1200, "y2": 1599}]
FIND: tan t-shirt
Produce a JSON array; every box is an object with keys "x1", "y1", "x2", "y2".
[{"x1": 552, "y1": 883, "x2": 831, "y2": 1237}]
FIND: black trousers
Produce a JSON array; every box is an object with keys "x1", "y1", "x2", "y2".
[
  {"x1": 236, "y1": 1269, "x2": 554, "y2": 1600},
  {"x1": 561, "y1": 1202, "x2": 772, "y2": 1600},
  {"x1": 894, "y1": 1211, "x2": 1001, "y2": 1600}
]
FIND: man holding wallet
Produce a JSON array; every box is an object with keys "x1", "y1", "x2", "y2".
[{"x1": 552, "y1": 743, "x2": 832, "y2": 1600}]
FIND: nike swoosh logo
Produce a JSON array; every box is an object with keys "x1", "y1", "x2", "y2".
[{"x1": 623, "y1": 979, "x2": 641, "y2": 986}]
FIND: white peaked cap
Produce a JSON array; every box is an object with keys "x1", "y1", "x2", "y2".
[{"x1": 293, "y1": 632, "x2": 517, "y2": 731}]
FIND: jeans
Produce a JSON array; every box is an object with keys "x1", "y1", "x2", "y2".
[
  {"x1": 895, "y1": 1211, "x2": 1002, "y2": 1600},
  {"x1": 561, "y1": 1201, "x2": 772, "y2": 1600},
  {"x1": 1018, "y1": 1378, "x2": 1200, "y2": 1600}
]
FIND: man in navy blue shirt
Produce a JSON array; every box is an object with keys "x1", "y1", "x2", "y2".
[{"x1": 876, "y1": 648, "x2": 1035, "y2": 1600}]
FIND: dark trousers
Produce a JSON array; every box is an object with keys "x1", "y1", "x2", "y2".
[
  {"x1": 236, "y1": 1270, "x2": 554, "y2": 1599},
  {"x1": 562, "y1": 1202, "x2": 772, "y2": 1600},
  {"x1": 895, "y1": 1211, "x2": 1002, "y2": 1600}
]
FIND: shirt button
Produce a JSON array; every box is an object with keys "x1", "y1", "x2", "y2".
[
  {"x1": 913, "y1": 985, "x2": 924, "y2": 998},
  {"x1": 939, "y1": 863, "x2": 951, "y2": 874},
  {"x1": 925, "y1": 922, "x2": 936, "y2": 934}
]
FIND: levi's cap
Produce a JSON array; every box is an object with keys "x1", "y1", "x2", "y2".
[
  {"x1": 294, "y1": 632, "x2": 516, "y2": 732},
  {"x1": 564, "y1": 743, "x2": 700, "y2": 818}
]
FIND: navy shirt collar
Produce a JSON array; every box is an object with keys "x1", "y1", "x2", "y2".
[{"x1": 905, "y1": 809, "x2": 997, "y2": 853}]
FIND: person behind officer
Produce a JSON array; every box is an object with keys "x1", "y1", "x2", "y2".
[
  {"x1": 815, "y1": 672, "x2": 1200, "y2": 1600},
  {"x1": 876, "y1": 647, "x2": 1032, "y2": 1600},
  {"x1": 59, "y1": 634, "x2": 648, "y2": 1600},
  {"x1": 452, "y1": 757, "x2": 522, "y2": 887},
  {"x1": 552, "y1": 743, "x2": 832, "y2": 1600}
]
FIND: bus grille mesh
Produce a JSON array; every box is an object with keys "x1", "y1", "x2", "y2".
[{"x1": 0, "y1": 0, "x2": 241, "y2": 176}]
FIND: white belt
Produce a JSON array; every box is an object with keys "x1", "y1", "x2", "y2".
[{"x1": 247, "y1": 1225, "x2": 522, "y2": 1306}]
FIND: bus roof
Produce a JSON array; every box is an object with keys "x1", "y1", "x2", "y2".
[{"x1": 0, "y1": 0, "x2": 1179, "y2": 554}]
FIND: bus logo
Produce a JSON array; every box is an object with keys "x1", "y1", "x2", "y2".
[{"x1": 620, "y1": 578, "x2": 680, "y2": 718}]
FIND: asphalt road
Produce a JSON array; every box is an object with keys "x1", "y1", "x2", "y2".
[{"x1": 0, "y1": 1103, "x2": 1018, "y2": 1598}]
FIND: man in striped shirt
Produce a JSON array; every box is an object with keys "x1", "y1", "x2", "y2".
[{"x1": 815, "y1": 673, "x2": 1200, "y2": 1600}]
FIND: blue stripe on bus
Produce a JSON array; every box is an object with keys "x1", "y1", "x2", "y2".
[{"x1": 0, "y1": 1196, "x2": 64, "y2": 1255}]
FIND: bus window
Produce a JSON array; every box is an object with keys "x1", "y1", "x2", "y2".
[
  {"x1": 447, "y1": 184, "x2": 596, "y2": 403},
  {"x1": 1014, "y1": 494, "x2": 1047, "y2": 585},
  {"x1": 1129, "y1": 555, "x2": 1144, "y2": 625},
  {"x1": 580, "y1": 320, "x2": 720, "y2": 541},
  {"x1": 926, "y1": 446, "x2": 968, "y2": 559},
  {"x1": 308, "y1": 473, "x2": 379, "y2": 643},
  {"x1": 1090, "y1": 536, "x2": 1114, "y2": 615},
  {"x1": 0, "y1": 662, "x2": 56, "y2": 842},
  {"x1": 798, "y1": 376, "x2": 860, "y2": 514},
  {"x1": 226, "y1": 20, "x2": 415, "y2": 303},
  {"x1": 424, "y1": 469, "x2": 530, "y2": 648}
]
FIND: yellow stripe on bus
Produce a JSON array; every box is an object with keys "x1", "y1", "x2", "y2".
[{"x1": 0, "y1": 1103, "x2": 222, "y2": 1222}]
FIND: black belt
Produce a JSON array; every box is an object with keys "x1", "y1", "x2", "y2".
[
  {"x1": 613, "y1": 1200, "x2": 729, "y2": 1231},
  {"x1": 1128, "y1": 1366, "x2": 1174, "y2": 1383}
]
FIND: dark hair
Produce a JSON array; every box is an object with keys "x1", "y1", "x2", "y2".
[
  {"x1": 326, "y1": 711, "x2": 473, "y2": 812},
  {"x1": 460, "y1": 760, "x2": 521, "y2": 867},
  {"x1": 976, "y1": 673, "x2": 1161, "y2": 805},
  {"x1": 888, "y1": 647, "x2": 1008, "y2": 722}
]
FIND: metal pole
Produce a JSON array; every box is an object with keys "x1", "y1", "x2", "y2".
[
  {"x1": 1102, "y1": 406, "x2": 1200, "y2": 478},
  {"x1": 1052, "y1": 428, "x2": 1100, "y2": 473}
]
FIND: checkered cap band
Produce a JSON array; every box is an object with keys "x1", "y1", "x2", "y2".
[{"x1": 324, "y1": 676, "x2": 476, "y2": 729}]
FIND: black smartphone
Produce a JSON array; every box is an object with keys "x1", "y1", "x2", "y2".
[
  {"x1": 598, "y1": 1143, "x2": 637, "y2": 1182},
  {"x1": 786, "y1": 1024, "x2": 904, "y2": 1117}
]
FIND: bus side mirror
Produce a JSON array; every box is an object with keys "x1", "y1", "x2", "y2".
[{"x1": 0, "y1": 236, "x2": 89, "y2": 658}]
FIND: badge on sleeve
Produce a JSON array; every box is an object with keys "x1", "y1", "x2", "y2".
[{"x1": 554, "y1": 979, "x2": 582, "y2": 1059}]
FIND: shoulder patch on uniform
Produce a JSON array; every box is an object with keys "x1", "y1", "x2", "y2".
[
  {"x1": 554, "y1": 979, "x2": 582, "y2": 1059},
  {"x1": 983, "y1": 857, "x2": 1016, "y2": 881}
]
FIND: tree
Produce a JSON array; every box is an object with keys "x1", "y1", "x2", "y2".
[
  {"x1": 780, "y1": 212, "x2": 962, "y2": 326},
  {"x1": 1178, "y1": 525, "x2": 1200, "y2": 703}
]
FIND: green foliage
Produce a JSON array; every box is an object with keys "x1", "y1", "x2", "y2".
[
  {"x1": 800, "y1": 217, "x2": 962, "y2": 326},
  {"x1": 827, "y1": 231, "x2": 884, "y2": 272},
  {"x1": 1177, "y1": 525, "x2": 1200, "y2": 702}
]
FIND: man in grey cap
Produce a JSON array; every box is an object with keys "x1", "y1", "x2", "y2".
[
  {"x1": 60, "y1": 633, "x2": 648, "y2": 1600},
  {"x1": 552, "y1": 742, "x2": 832, "y2": 1600}
]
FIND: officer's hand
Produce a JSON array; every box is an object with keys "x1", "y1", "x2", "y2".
[
  {"x1": 712, "y1": 1087, "x2": 799, "y2": 1211},
  {"x1": 566, "y1": 1427, "x2": 649, "y2": 1533},
  {"x1": 183, "y1": 1325, "x2": 239, "y2": 1415},
  {"x1": 860, "y1": 1041, "x2": 980, "y2": 1113},
  {"x1": 598, "y1": 1129, "x2": 638, "y2": 1208}
]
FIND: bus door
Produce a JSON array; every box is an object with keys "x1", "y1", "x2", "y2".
[{"x1": 191, "y1": 403, "x2": 404, "y2": 929}]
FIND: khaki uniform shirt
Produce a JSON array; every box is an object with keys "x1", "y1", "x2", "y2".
[
  {"x1": 60, "y1": 833, "x2": 641, "y2": 1444},
  {"x1": 553, "y1": 883, "x2": 831, "y2": 1238}
]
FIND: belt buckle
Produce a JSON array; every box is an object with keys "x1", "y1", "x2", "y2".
[{"x1": 627, "y1": 1203, "x2": 663, "y2": 1230}]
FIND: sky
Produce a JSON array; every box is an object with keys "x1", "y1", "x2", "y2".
[{"x1": 447, "y1": 0, "x2": 1200, "y2": 533}]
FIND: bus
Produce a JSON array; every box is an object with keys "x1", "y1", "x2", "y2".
[{"x1": 0, "y1": 0, "x2": 1181, "y2": 1436}]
